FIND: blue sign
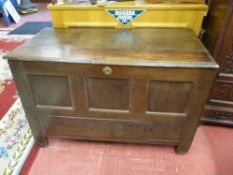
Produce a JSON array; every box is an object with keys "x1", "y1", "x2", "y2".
[{"x1": 106, "y1": 9, "x2": 144, "y2": 26}]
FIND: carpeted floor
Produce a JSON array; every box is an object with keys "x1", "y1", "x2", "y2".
[
  {"x1": 0, "y1": 99, "x2": 34, "y2": 175},
  {"x1": 0, "y1": 4, "x2": 50, "y2": 174},
  {"x1": 0, "y1": 3, "x2": 51, "y2": 30},
  {"x1": 9, "y1": 22, "x2": 52, "y2": 35},
  {"x1": 0, "y1": 33, "x2": 35, "y2": 175},
  {"x1": 29, "y1": 126, "x2": 233, "y2": 175}
]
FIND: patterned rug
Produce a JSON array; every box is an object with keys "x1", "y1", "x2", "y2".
[{"x1": 0, "y1": 33, "x2": 35, "y2": 175}]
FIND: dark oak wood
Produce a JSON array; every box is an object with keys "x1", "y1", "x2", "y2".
[
  {"x1": 4, "y1": 28, "x2": 218, "y2": 154},
  {"x1": 202, "y1": 0, "x2": 233, "y2": 126},
  {"x1": 5, "y1": 28, "x2": 216, "y2": 67}
]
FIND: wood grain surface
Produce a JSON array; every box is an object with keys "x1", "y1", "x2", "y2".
[
  {"x1": 5, "y1": 28, "x2": 218, "y2": 154},
  {"x1": 4, "y1": 28, "x2": 217, "y2": 68}
]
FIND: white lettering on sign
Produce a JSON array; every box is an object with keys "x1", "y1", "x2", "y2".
[{"x1": 115, "y1": 10, "x2": 135, "y2": 16}]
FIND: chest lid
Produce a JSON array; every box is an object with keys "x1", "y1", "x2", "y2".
[{"x1": 4, "y1": 28, "x2": 218, "y2": 68}]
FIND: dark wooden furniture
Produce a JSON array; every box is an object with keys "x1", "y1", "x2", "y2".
[
  {"x1": 4, "y1": 28, "x2": 218, "y2": 154},
  {"x1": 202, "y1": 0, "x2": 233, "y2": 126}
]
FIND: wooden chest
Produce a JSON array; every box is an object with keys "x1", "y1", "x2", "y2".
[{"x1": 4, "y1": 28, "x2": 218, "y2": 154}]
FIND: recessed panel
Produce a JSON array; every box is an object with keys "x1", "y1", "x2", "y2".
[
  {"x1": 40, "y1": 115, "x2": 183, "y2": 142},
  {"x1": 29, "y1": 75, "x2": 71, "y2": 107},
  {"x1": 148, "y1": 81, "x2": 193, "y2": 113},
  {"x1": 87, "y1": 78, "x2": 130, "y2": 110}
]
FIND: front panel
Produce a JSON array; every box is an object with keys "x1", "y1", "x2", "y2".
[
  {"x1": 28, "y1": 75, "x2": 72, "y2": 107},
  {"x1": 87, "y1": 78, "x2": 130, "y2": 111},
  {"x1": 148, "y1": 81, "x2": 194, "y2": 113},
  {"x1": 11, "y1": 61, "x2": 212, "y2": 144}
]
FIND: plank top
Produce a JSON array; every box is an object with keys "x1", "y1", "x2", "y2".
[{"x1": 4, "y1": 28, "x2": 218, "y2": 68}]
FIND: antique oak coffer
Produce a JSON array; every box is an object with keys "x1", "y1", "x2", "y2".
[{"x1": 4, "y1": 28, "x2": 218, "y2": 154}]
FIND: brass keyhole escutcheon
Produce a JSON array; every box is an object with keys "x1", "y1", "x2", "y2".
[{"x1": 102, "y1": 66, "x2": 113, "y2": 75}]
